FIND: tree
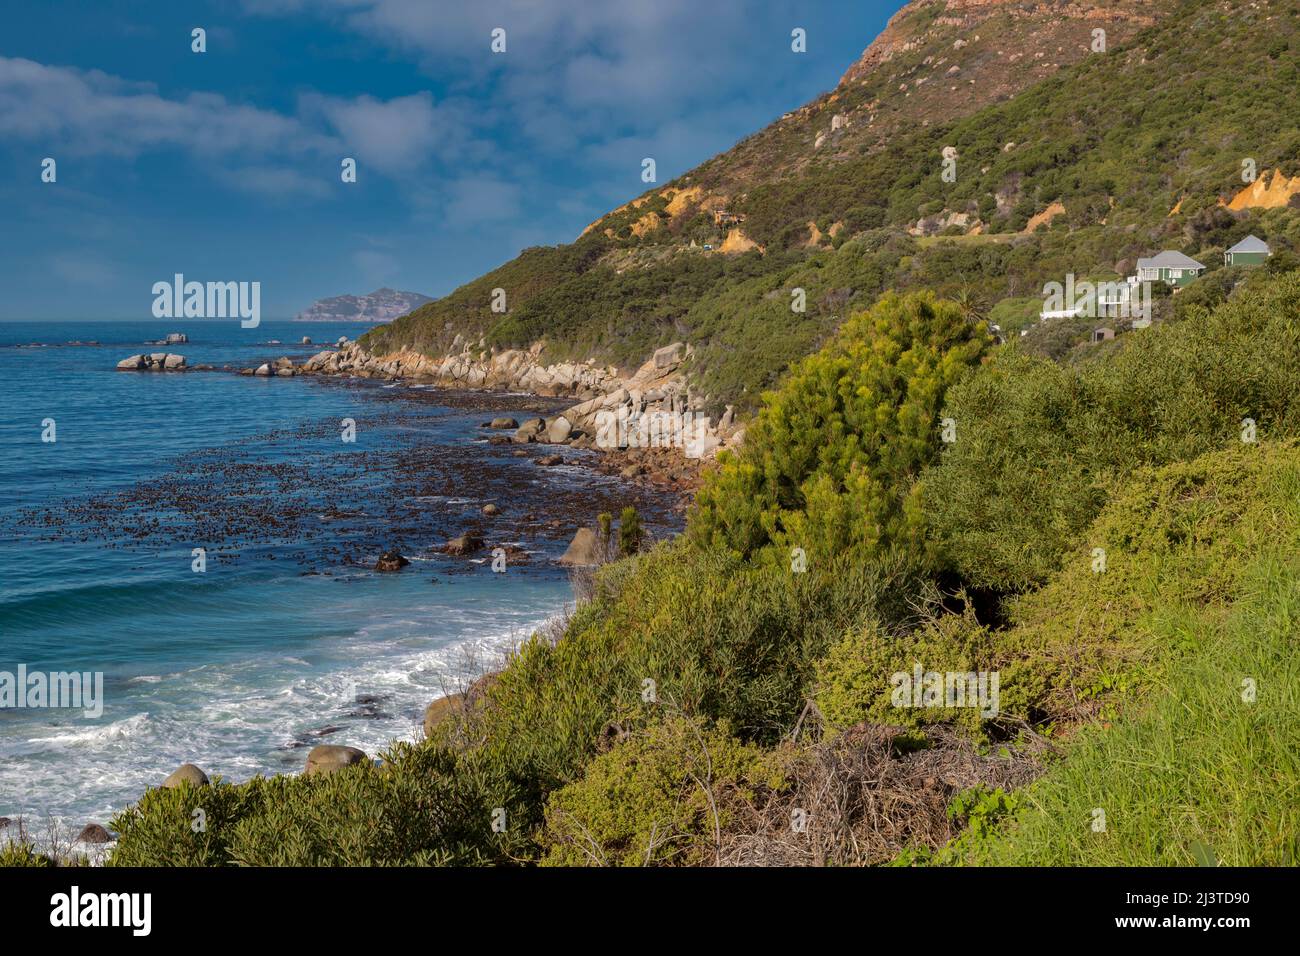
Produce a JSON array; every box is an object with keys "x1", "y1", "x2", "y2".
[
  {"x1": 619, "y1": 507, "x2": 644, "y2": 557},
  {"x1": 689, "y1": 291, "x2": 992, "y2": 569}
]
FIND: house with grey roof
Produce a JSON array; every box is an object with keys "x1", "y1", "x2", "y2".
[
  {"x1": 1134, "y1": 250, "x2": 1206, "y2": 288},
  {"x1": 1224, "y1": 235, "x2": 1271, "y2": 267}
]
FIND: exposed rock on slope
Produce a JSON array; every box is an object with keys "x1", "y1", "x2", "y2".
[{"x1": 1223, "y1": 168, "x2": 1300, "y2": 211}]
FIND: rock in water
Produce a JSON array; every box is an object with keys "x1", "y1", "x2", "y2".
[
  {"x1": 304, "y1": 744, "x2": 368, "y2": 776},
  {"x1": 482, "y1": 503, "x2": 500, "y2": 516},
  {"x1": 513, "y1": 418, "x2": 546, "y2": 443},
  {"x1": 536, "y1": 455, "x2": 563, "y2": 467},
  {"x1": 423, "y1": 693, "x2": 467, "y2": 738},
  {"x1": 488, "y1": 417, "x2": 518, "y2": 429},
  {"x1": 117, "y1": 353, "x2": 186, "y2": 371},
  {"x1": 441, "y1": 533, "x2": 484, "y2": 556},
  {"x1": 547, "y1": 416, "x2": 573, "y2": 443},
  {"x1": 558, "y1": 527, "x2": 602, "y2": 566},
  {"x1": 375, "y1": 550, "x2": 410, "y2": 572},
  {"x1": 76, "y1": 823, "x2": 112, "y2": 844},
  {"x1": 162, "y1": 763, "x2": 210, "y2": 788}
]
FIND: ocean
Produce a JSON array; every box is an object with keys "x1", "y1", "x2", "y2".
[{"x1": 0, "y1": 320, "x2": 671, "y2": 829}]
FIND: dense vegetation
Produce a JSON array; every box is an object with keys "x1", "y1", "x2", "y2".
[{"x1": 14, "y1": 267, "x2": 1274, "y2": 868}]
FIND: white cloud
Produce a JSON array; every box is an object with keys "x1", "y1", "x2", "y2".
[
  {"x1": 299, "y1": 91, "x2": 484, "y2": 175},
  {"x1": 0, "y1": 57, "x2": 333, "y2": 158},
  {"x1": 213, "y1": 164, "x2": 333, "y2": 199},
  {"x1": 49, "y1": 252, "x2": 116, "y2": 286},
  {"x1": 443, "y1": 176, "x2": 524, "y2": 226},
  {"x1": 243, "y1": 0, "x2": 760, "y2": 155},
  {"x1": 0, "y1": 56, "x2": 492, "y2": 192}
]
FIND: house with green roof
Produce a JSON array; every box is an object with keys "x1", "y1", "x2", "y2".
[
  {"x1": 1134, "y1": 251, "x2": 1206, "y2": 288},
  {"x1": 1224, "y1": 235, "x2": 1271, "y2": 267}
]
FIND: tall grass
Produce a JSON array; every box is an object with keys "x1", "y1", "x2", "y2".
[{"x1": 948, "y1": 553, "x2": 1300, "y2": 866}]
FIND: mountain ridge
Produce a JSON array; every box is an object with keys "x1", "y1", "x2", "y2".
[{"x1": 295, "y1": 287, "x2": 433, "y2": 323}]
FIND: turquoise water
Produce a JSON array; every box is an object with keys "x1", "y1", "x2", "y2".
[{"x1": 0, "y1": 320, "x2": 664, "y2": 826}]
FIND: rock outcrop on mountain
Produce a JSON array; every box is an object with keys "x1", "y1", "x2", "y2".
[{"x1": 295, "y1": 287, "x2": 433, "y2": 323}]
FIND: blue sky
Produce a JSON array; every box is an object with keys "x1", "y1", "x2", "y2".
[{"x1": 0, "y1": 0, "x2": 902, "y2": 319}]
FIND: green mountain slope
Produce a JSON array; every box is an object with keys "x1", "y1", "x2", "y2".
[{"x1": 364, "y1": 0, "x2": 1298, "y2": 418}]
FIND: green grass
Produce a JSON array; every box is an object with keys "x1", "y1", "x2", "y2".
[{"x1": 944, "y1": 552, "x2": 1300, "y2": 866}]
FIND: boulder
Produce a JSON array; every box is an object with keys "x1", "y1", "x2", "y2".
[
  {"x1": 688, "y1": 434, "x2": 722, "y2": 460},
  {"x1": 652, "y1": 342, "x2": 685, "y2": 370},
  {"x1": 536, "y1": 455, "x2": 563, "y2": 467},
  {"x1": 546, "y1": 416, "x2": 573, "y2": 444},
  {"x1": 162, "y1": 763, "x2": 210, "y2": 788},
  {"x1": 254, "y1": 363, "x2": 272, "y2": 376},
  {"x1": 337, "y1": 336, "x2": 348, "y2": 346},
  {"x1": 375, "y1": 550, "x2": 409, "y2": 572},
  {"x1": 304, "y1": 744, "x2": 368, "y2": 776},
  {"x1": 482, "y1": 503, "x2": 500, "y2": 516},
  {"x1": 442, "y1": 532, "x2": 484, "y2": 556},
  {"x1": 301, "y1": 337, "x2": 312, "y2": 345},
  {"x1": 274, "y1": 356, "x2": 293, "y2": 369},
  {"x1": 558, "y1": 527, "x2": 602, "y2": 566},
  {"x1": 423, "y1": 693, "x2": 467, "y2": 738},
  {"x1": 165, "y1": 332, "x2": 187, "y2": 344},
  {"x1": 488, "y1": 417, "x2": 518, "y2": 430},
  {"x1": 76, "y1": 823, "x2": 112, "y2": 844},
  {"x1": 163, "y1": 353, "x2": 186, "y2": 370},
  {"x1": 116, "y1": 354, "x2": 146, "y2": 370},
  {"x1": 275, "y1": 368, "x2": 295, "y2": 377}
]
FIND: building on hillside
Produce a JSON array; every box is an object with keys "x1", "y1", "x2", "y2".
[
  {"x1": 1224, "y1": 235, "x2": 1271, "y2": 267},
  {"x1": 1134, "y1": 251, "x2": 1206, "y2": 287},
  {"x1": 1091, "y1": 327, "x2": 1115, "y2": 344},
  {"x1": 712, "y1": 210, "x2": 746, "y2": 227}
]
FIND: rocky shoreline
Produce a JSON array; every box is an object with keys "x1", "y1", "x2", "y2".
[{"x1": 296, "y1": 337, "x2": 746, "y2": 464}]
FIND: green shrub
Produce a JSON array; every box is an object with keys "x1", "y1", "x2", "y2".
[
  {"x1": 815, "y1": 607, "x2": 999, "y2": 735},
  {"x1": 541, "y1": 715, "x2": 782, "y2": 866},
  {"x1": 928, "y1": 272, "x2": 1300, "y2": 591},
  {"x1": 0, "y1": 841, "x2": 56, "y2": 868},
  {"x1": 109, "y1": 745, "x2": 524, "y2": 866},
  {"x1": 618, "y1": 506, "x2": 644, "y2": 557}
]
